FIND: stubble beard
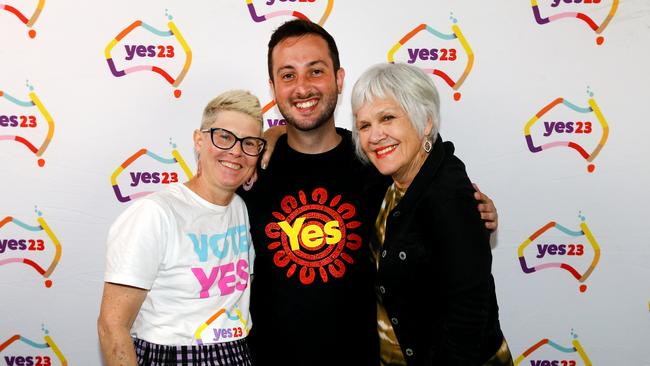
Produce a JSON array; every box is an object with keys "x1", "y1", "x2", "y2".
[{"x1": 279, "y1": 93, "x2": 338, "y2": 132}]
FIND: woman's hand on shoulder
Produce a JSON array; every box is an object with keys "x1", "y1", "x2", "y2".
[{"x1": 260, "y1": 125, "x2": 287, "y2": 170}]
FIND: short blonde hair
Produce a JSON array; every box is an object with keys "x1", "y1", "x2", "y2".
[{"x1": 201, "y1": 90, "x2": 263, "y2": 130}]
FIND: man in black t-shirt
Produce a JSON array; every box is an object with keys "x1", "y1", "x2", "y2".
[
  {"x1": 238, "y1": 19, "x2": 381, "y2": 366},
  {"x1": 241, "y1": 128, "x2": 381, "y2": 366},
  {"x1": 239, "y1": 19, "x2": 498, "y2": 366}
]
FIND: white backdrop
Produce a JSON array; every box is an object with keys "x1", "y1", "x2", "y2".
[{"x1": 1, "y1": 0, "x2": 649, "y2": 364}]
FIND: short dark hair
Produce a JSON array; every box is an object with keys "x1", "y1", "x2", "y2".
[{"x1": 267, "y1": 19, "x2": 340, "y2": 81}]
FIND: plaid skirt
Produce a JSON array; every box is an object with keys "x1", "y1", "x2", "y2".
[{"x1": 133, "y1": 337, "x2": 252, "y2": 366}]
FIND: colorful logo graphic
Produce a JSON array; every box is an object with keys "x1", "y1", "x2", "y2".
[
  {"x1": 261, "y1": 99, "x2": 286, "y2": 129},
  {"x1": 387, "y1": 14, "x2": 473, "y2": 101},
  {"x1": 1, "y1": 0, "x2": 44, "y2": 38},
  {"x1": 515, "y1": 331, "x2": 591, "y2": 365},
  {"x1": 0, "y1": 326, "x2": 67, "y2": 365},
  {"x1": 245, "y1": 0, "x2": 333, "y2": 26},
  {"x1": 518, "y1": 213, "x2": 600, "y2": 293},
  {"x1": 524, "y1": 89, "x2": 609, "y2": 173},
  {"x1": 111, "y1": 140, "x2": 194, "y2": 202},
  {"x1": 194, "y1": 307, "x2": 250, "y2": 346},
  {"x1": 0, "y1": 208, "x2": 61, "y2": 288},
  {"x1": 1, "y1": 83, "x2": 54, "y2": 167},
  {"x1": 531, "y1": 0, "x2": 619, "y2": 45},
  {"x1": 105, "y1": 10, "x2": 191, "y2": 98},
  {"x1": 265, "y1": 188, "x2": 362, "y2": 285}
]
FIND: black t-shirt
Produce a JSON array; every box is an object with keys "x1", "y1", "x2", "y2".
[{"x1": 240, "y1": 129, "x2": 384, "y2": 366}]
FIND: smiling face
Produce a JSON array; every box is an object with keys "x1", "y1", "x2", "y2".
[
  {"x1": 270, "y1": 34, "x2": 345, "y2": 132},
  {"x1": 194, "y1": 110, "x2": 262, "y2": 198},
  {"x1": 355, "y1": 97, "x2": 432, "y2": 189}
]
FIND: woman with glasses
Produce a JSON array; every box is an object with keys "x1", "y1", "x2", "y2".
[{"x1": 98, "y1": 90, "x2": 266, "y2": 365}]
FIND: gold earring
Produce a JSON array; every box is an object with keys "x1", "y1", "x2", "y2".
[{"x1": 423, "y1": 139, "x2": 432, "y2": 153}]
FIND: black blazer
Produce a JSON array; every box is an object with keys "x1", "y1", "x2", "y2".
[{"x1": 364, "y1": 136, "x2": 504, "y2": 365}]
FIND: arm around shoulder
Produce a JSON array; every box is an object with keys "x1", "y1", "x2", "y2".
[
  {"x1": 260, "y1": 124, "x2": 286, "y2": 169},
  {"x1": 435, "y1": 194, "x2": 494, "y2": 363},
  {"x1": 473, "y1": 183, "x2": 498, "y2": 231}
]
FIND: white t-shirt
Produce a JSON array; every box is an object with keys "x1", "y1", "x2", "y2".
[{"x1": 105, "y1": 183, "x2": 254, "y2": 346}]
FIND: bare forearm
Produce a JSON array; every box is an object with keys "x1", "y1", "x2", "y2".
[
  {"x1": 98, "y1": 282, "x2": 148, "y2": 366},
  {"x1": 98, "y1": 324, "x2": 138, "y2": 366}
]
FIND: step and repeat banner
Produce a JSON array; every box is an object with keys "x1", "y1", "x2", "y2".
[{"x1": 1, "y1": 0, "x2": 649, "y2": 364}]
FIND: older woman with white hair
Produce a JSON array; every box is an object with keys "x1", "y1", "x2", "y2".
[{"x1": 352, "y1": 63, "x2": 512, "y2": 366}]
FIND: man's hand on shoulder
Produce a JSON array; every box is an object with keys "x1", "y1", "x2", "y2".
[{"x1": 473, "y1": 183, "x2": 498, "y2": 231}]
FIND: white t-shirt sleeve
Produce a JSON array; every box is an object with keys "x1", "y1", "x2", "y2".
[
  {"x1": 104, "y1": 198, "x2": 169, "y2": 290},
  {"x1": 245, "y1": 206, "x2": 255, "y2": 277}
]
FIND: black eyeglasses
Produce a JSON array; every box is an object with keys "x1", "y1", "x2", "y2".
[{"x1": 201, "y1": 127, "x2": 266, "y2": 156}]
